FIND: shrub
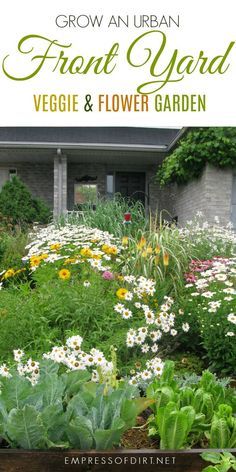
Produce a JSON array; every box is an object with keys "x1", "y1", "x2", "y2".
[{"x1": 0, "y1": 177, "x2": 51, "y2": 227}]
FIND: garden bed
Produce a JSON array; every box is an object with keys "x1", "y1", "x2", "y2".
[
  {"x1": 0, "y1": 213, "x2": 235, "y2": 471},
  {"x1": 1, "y1": 449, "x2": 235, "y2": 472}
]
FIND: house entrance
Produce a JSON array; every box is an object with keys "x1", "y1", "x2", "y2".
[{"x1": 115, "y1": 172, "x2": 146, "y2": 205}]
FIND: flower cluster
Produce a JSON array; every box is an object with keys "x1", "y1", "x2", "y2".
[
  {"x1": 0, "y1": 335, "x2": 114, "y2": 386},
  {"x1": 0, "y1": 224, "x2": 123, "y2": 286},
  {"x1": 114, "y1": 273, "x2": 188, "y2": 353},
  {"x1": 129, "y1": 357, "x2": 164, "y2": 385},
  {"x1": 184, "y1": 256, "x2": 236, "y2": 337}
]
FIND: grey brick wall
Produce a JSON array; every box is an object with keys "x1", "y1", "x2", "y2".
[
  {"x1": 173, "y1": 164, "x2": 233, "y2": 226},
  {"x1": 0, "y1": 162, "x2": 54, "y2": 209}
]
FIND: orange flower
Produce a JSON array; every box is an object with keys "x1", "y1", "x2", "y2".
[
  {"x1": 163, "y1": 252, "x2": 170, "y2": 266},
  {"x1": 137, "y1": 236, "x2": 146, "y2": 250},
  {"x1": 155, "y1": 245, "x2": 161, "y2": 254}
]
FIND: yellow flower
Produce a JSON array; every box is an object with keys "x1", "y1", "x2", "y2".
[
  {"x1": 116, "y1": 288, "x2": 128, "y2": 300},
  {"x1": 117, "y1": 275, "x2": 124, "y2": 281},
  {"x1": 122, "y1": 236, "x2": 129, "y2": 246},
  {"x1": 91, "y1": 254, "x2": 102, "y2": 260},
  {"x1": 40, "y1": 253, "x2": 48, "y2": 260},
  {"x1": 146, "y1": 246, "x2": 153, "y2": 254},
  {"x1": 80, "y1": 248, "x2": 93, "y2": 257},
  {"x1": 50, "y1": 243, "x2": 61, "y2": 251},
  {"x1": 163, "y1": 252, "x2": 170, "y2": 266},
  {"x1": 14, "y1": 268, "x2": 26, "y2": 275},
  {"x1": 155, "y1": 245, "x2": 161, "y2": 254},
  {"x1": 58, "y1": 268, "x2": 71, "y2": 280},
  {"x1": 3, "y1": 268, "x2": 15, "y2": 279},
  {"x1": 141, "y1": 250, "x2": 147, "y2": 258},
  {"x1": 102, "y1": 244, "x2": 110, "y2": 253},
  {"x1": 30, "y1": 256, "x2": 41, "y2": 267},
  {"x1": 64, "y1": 258, "x2": 77, "y2": 265},
  {"x1": 108, "y1": 246, "x2": 118, "y2": 256}
]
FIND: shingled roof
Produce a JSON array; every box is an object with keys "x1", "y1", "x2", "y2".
[{"x1": 0, "y1": 127, "x2": 184, "y2": 151}]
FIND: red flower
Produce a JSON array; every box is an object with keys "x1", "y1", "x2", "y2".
[{"x1": 124, "y1": 212, "x2": 131, "y2": 222}]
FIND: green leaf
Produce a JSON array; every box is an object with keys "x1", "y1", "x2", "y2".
[
  {"x1": 210, "y1": 418, "x2": 230, "y2": 448},
  {"x1": 202, "y1": 467, "x2": 218, "y2": 472},
  {"x1": 41, "y1": 404, "x2": 66, "y2": 442},
  {"x1": 161, "y1": 411, "x2": 188, "y2": 449},
  {"x1": 121, "y1": 398, "x2": 154, "y2": 429},
  {"x1": 34, "y1": 373, "x2": 64, "y2": 407},
  {"x1": 39, "y1": 359, "x2": 59, "y2": 377},
  {"x1": 1, "y1": 374, "x2": 32, "y2": 410},
  {"x1": 94, "y1": 418, "x2": 125, "y2": 450},
  {"x1": 67, "y1": 391, "x2": 93, "y2": 420},
  {"x1": 62, "y1": 370, "x2": 90, "y2": 397},
  {"x1": 67, "y1": 416, "x2": 94, "y2": 449},
  {"x1": 6, "y1": 405, "x2": 46, "y2": 449},
  {"x1": 201, "y1": 452, "x2": 221, "y2": 464}
]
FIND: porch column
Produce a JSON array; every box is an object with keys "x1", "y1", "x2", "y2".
[{"x1": 53, "y1": 155, "x2": 67, "y2": 217}]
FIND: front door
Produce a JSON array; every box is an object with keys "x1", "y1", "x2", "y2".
[{"x1": 115, "y1": 172, "x2": 146, "y2": 205}]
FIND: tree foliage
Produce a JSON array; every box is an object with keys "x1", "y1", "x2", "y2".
[{"x1": 157, "y1": 128, "x2": 236, "y2": 186}]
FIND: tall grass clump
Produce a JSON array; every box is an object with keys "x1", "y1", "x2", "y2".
[
  {"x1": 121, "y1": 220, "x2": 193, "y2": 296},
  {"x1": 56, "y1": 196, "x2": 148, "y2": 238}
]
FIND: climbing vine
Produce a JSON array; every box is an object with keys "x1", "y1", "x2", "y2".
[{"x1": 157, "y1": 127, "x2": 236, "y2": 186}]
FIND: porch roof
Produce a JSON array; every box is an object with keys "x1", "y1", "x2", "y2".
[{"x1": 0, "y1": 127, "x2": 185, "y2": 152}]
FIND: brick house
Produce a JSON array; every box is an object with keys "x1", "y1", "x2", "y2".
[{"x1": 0, "y1": 127, "x2": 235, "y2": 228}]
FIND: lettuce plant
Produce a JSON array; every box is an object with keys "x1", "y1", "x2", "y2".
[
  {"x1": 201, "y1": 451, "x2": 236, "y2": 472},
  {"x1": 147, "y1": 362, "x2": 236, "y2": 449}
]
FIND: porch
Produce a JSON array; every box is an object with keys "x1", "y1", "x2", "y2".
[{"x1": 0, "y1": 127, "x2": 182, "y2": 218}]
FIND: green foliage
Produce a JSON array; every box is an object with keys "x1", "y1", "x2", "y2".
[
  {"x1": 147, "y1": 362, "x2": 236, "y2": 449},
  {"x1": 0, "y1": 230, "x2": 28, "y2": 271},
  {"x1": 0, "y1": 177, "x2": 51, "y2": 226},
  {"x1": 158, "y1": 128, "x2": 236, "y2": 186},
  {"x1": 201, "y1": 451, "x2": 236, "y2": 472},
  {"x1": 0, "y1": 364, "x2": 150, "y2": 450},
  {"x1": 208, "y1": 404, "x2": 236, "y2": 448},
  {"x1": 0, "y1": 268, "x2": 147, "y2": 372},
  {"x1": 175, "y1": 274, "x2": 236, "y2": 376}
]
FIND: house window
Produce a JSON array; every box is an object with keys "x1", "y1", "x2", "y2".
[
  {"x1": 9, "y1": 169, "x2": 17, "y2": 180},
  {"x1": 74, "y1": 183, "x2": 98, "y2": 207},
  {"x1": 106, "y1": 174, "x2": 114, "y2": 197},
  {"x1": 0, "y1": 168, "x2": 17, "y2": 190}
]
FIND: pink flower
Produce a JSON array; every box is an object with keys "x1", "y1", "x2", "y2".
[{"x1": 102, "y1": 271, "x2": 114, "y2": 280}]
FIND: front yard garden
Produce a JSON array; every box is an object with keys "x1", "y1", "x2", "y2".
[{"x1": 0, "y1": 198, "x2": 235, "y2": 469}]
